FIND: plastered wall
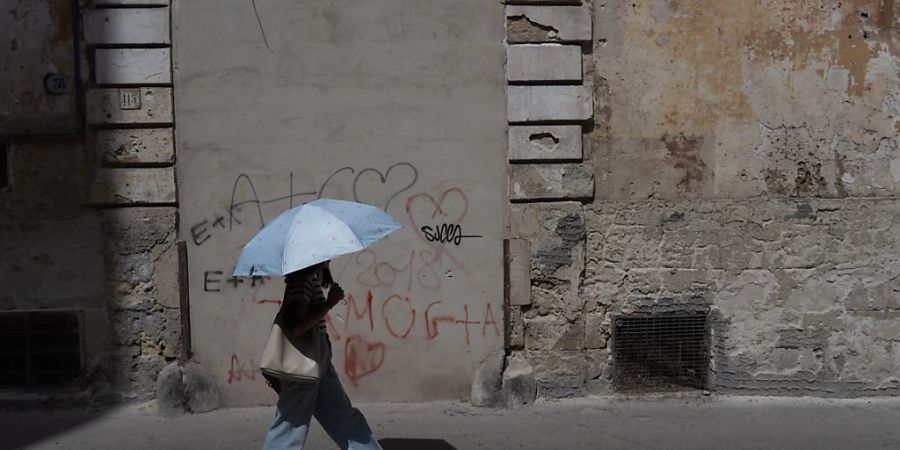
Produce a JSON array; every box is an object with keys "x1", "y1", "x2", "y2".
[{"x1": 173, "y1": 0, "x2": 507, "y2": 404}]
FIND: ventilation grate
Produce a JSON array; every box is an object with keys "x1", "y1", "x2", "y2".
[
  {"x1": 613, "y1": 314, "x2": 709, "y2": 392},
  {"x1": 0, "y1": 311, "x2": 83, "y2": 388},
  {"x1": 0, "y1": 142, "x2": 8, "y2": 188}
]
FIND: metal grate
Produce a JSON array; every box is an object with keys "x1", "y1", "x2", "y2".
[
  {"x1": 0, "y1": 311, "x2": 83, "y2": 388},
  {"x1": 0, "y1": 142, "x2": 8, "y2": 188},
  {"x1": 613, "y1": 314, "x2": 709, "y2": 391}
]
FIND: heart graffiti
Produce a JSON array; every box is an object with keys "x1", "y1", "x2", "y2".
[
  {"x1": 352, "y1": 163, "x2": 418, "y2": 211},
  {"x1": 405, "y1": 188, "x2": 471, "y2": 273},
  {"x1": 344, "y1": 335, "x2": 386, "y2": 386}
]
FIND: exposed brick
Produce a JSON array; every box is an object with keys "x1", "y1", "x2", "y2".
[
  {"x1": 89, "y1": 167, "x2": 176, "y2": 205},
  {"x1": 83, "y1": 8, "x2": 170, "y2": 45},
  {"x1": 86, "y1": 88, "x2": 173, "y2": 125},
  {"x1": 95, "y1": 49, "x2": 172, "y2": 85},
  {"x1": 506, "y1": 6, "x2": 591, "y2": 43},
  {"x1": 509, "y1": 125, "x2": 582, "y2": 161},
  {"x1": 509, "y1": 164, "x2": 594, "y2": 201},
  {"x1": 508, "y1": 86, "x2": 593, "y2": 123},
  {"x1": 97, "y1": 128, "x2": 175, "y2": 165},
  {"x1": 507, "y1": 44, "x2": 582, "y2": 82}
]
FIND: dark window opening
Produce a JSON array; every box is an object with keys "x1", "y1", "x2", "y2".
[
  {"x1": 0, "y1": 311, "x2": 83, "y2": 388},
  {"x1": 613, "y1": 313, "x2": 709, "y2": 392}
]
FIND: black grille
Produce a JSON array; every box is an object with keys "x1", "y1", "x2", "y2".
[
  {"x1": 0, "y1": 311, "x2": 83, "y2": 388},
  {"x1": 613, "y1": 314, "x2": 709, "y2": 391},
  {"x1": 1, "y1": 142, "x2": 8, "y2": 188}
]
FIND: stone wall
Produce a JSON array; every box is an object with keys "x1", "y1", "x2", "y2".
[
  {"x1": 504, "y1": 0, "x2": 899, "y2": 398},
  {"x1": 81, "y1": 0, "x2": 181, "y2": 401},
  {"x1": 584, "y1": 198, "x2": 900, "y2": 396}
]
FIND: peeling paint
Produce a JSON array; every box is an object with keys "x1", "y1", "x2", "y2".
[{"x1": 507, "y1": 15, "x2": 560, "y2": 42}]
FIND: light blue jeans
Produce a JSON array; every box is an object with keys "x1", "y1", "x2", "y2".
[{"x1": 262, "y1": 337, "x2": 382, "y2": 450}]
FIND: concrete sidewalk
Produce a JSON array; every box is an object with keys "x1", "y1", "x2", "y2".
[{"x1": 3, "y1": 395, "x2": 900, "y2": 450}]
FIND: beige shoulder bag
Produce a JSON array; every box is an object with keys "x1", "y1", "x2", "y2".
[{"x1": 259, "y1": 313, "x2": 322, "y2": 383}]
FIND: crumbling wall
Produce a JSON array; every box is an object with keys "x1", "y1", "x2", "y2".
[
  {"x1": 583, "y1": 199, "x2": 900, "y2": 395},
  {"x1": 505, "y1": 0, "x2": 899, "y2": 398},
  {"x1": 80, "y1": 0, "x2": 182, "y2": 402}
]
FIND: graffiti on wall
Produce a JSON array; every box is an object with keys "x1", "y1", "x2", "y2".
[{"x1": 196, "y1": 162, "x2": 498, "y2": 387}]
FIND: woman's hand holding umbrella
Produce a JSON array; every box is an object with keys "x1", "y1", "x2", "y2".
[{"x1": 325, "y1": 283, "x2": 345, "y2": 309}]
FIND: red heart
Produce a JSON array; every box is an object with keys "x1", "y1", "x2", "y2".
[{"x1": 344, "y1": 336, "x2": 386, "y2": 386}]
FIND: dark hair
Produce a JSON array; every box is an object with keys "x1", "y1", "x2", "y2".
[{"x1": 285, "y1": 262, "x2": 333, "y2": 289}]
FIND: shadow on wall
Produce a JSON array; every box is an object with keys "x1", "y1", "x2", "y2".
[{"x1": 379, "y1": 438, "x2": 459, "y2": 450}]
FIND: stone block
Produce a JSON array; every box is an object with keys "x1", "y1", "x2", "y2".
[
  {"x1": 584, "y1": 313, "x2": 608, "y2": 349},
  {"x1": 97, "y1": 128, "x2": 175, "y2": 165},
  {"x1": 526, "y1": 351, "x2": 588, "y2": 397},
  {"x1": 507, "y1": 44, "x2": 582, "y2": 82},
  {"x1": 86, "y1": 88, "x2": 173, "y2": 124},
  {"x1": 507, "y1": 306, "x2": 525, "y2": 348},
  {"x1": 509, "y1": 125, "x2": 582, "y2": 161},
  {"x1": 506, "y1": 6, "x2": 591, "y2": 43},
  {"x1": 502, "y1": 353, "x2": 537, "y2": 409},
  {"x1": 506, "y1": 239, "x2": 532, "y2": 306},
  {"x1": 470, "y1": 350, "x2": 505, "y2": 408},
  {"x1": 184, "y1": 361, "x2": 223, "y2": 413},
  {"x1": 509, "y1": 163, "x2": 594, "y2": 201},
  {"x1": 95, "y1": 0, "x2": 169, "y2": 5},
  {"x1": 100, "y1": 207, "x2": 177, "y2": 254},
  {"x1": 163, "y1": 308, "x2": 181, "y2": 358},
  {"x1": 508, "y1": 86, "x2": 592, "y2": 123},
  {"x1": 155, "y1": 243, "x2": 180, "y2": 309},
  {"x1": 95, "y1": 48, "x2": 171, "y2": 85},
  {"x1": 505, "y1": 0, "x2": 581, "y2": 3},
  {"x1": 90, "y1": 167, "x2": 177, "y2": 205},
  {"x1": 155, "y1": 362, "x2": 186, "y2": 416},
  {"x1": 510, "y1": 202, "x2": 585, "y2": 316},
  {"x1": 84, "y1": 8, "x2": 170, "y2": 45}
]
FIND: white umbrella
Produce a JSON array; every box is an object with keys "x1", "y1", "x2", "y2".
[{"x1": 232, "y1": 199, "x2": 401, "y2": 276}]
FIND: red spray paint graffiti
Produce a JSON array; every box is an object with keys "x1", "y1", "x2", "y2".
[
  {"x1": 227, "y1": 354, "x2": 261, "y2": 384},
  {"x1": 344, "y1": 336, "x2": 386, "y2": 386}
]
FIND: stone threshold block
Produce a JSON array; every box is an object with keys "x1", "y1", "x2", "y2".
[
  {"x1": 94, "y1": 0, "x2": 170, "y2": 5},
  {"x1": 505, "y1": 0, "x2": 581, "y2": 4},
  {"x1": 509, "y1": 164, "x2": 594, "y2": 201},
  {"x1": 507, "y1": 5, "x2": 592, "y2": 43},
  {"x1": 90, "y1": 167, "x2": 176, "y2": 205},
  {"x1": 508, "y1": 86, "x2": 593, "y2": 123},
  {"x1": 97, "y1": 128, "x2": 175, "y2": 165},
  {"x1": 507, "y1": 44, "x2": 582, "y2": 82},
  {"x1": 509, "y1": 125, "x2": 582, "y2": 162},
  {"x1": 84, "y1": 8, "x2": 170, "y2": 45},
  {"x1": 95, "y1": 48, "x2": 172, "y2": 85},
  {"x1": 87, "y1": 88, "x2": 173, "y2": 125},
  {"x1": 505, "y1": 238, "x2": 532, "y2": 307}
]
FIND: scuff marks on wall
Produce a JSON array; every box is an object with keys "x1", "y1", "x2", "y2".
[
  {"x1": 595, "y1": 0, "x2": 898, "y2": 200},
  {"x1": 743, "y1": 0, "x2": 896, "y2": 98},
  {"x1": 662, "y1": 133, "x2": 707, "y2": 191}
]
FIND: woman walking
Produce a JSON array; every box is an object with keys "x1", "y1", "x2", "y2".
[{"x1": 262, "y1": 261, "x2": 383, "y2": 450}]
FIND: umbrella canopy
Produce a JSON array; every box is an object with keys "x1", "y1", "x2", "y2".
[{"x1": 232, "y1": 199, "x2": 401, "y2": 276}]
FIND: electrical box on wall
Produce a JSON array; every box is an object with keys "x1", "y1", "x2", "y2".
[{"x1": 0, "y1": 0, "x2": 80, "y2": 136}]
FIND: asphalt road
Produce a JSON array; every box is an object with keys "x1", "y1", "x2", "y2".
[{"x1": 3, "y1": 395, "x2": 900, "y2": 450}]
